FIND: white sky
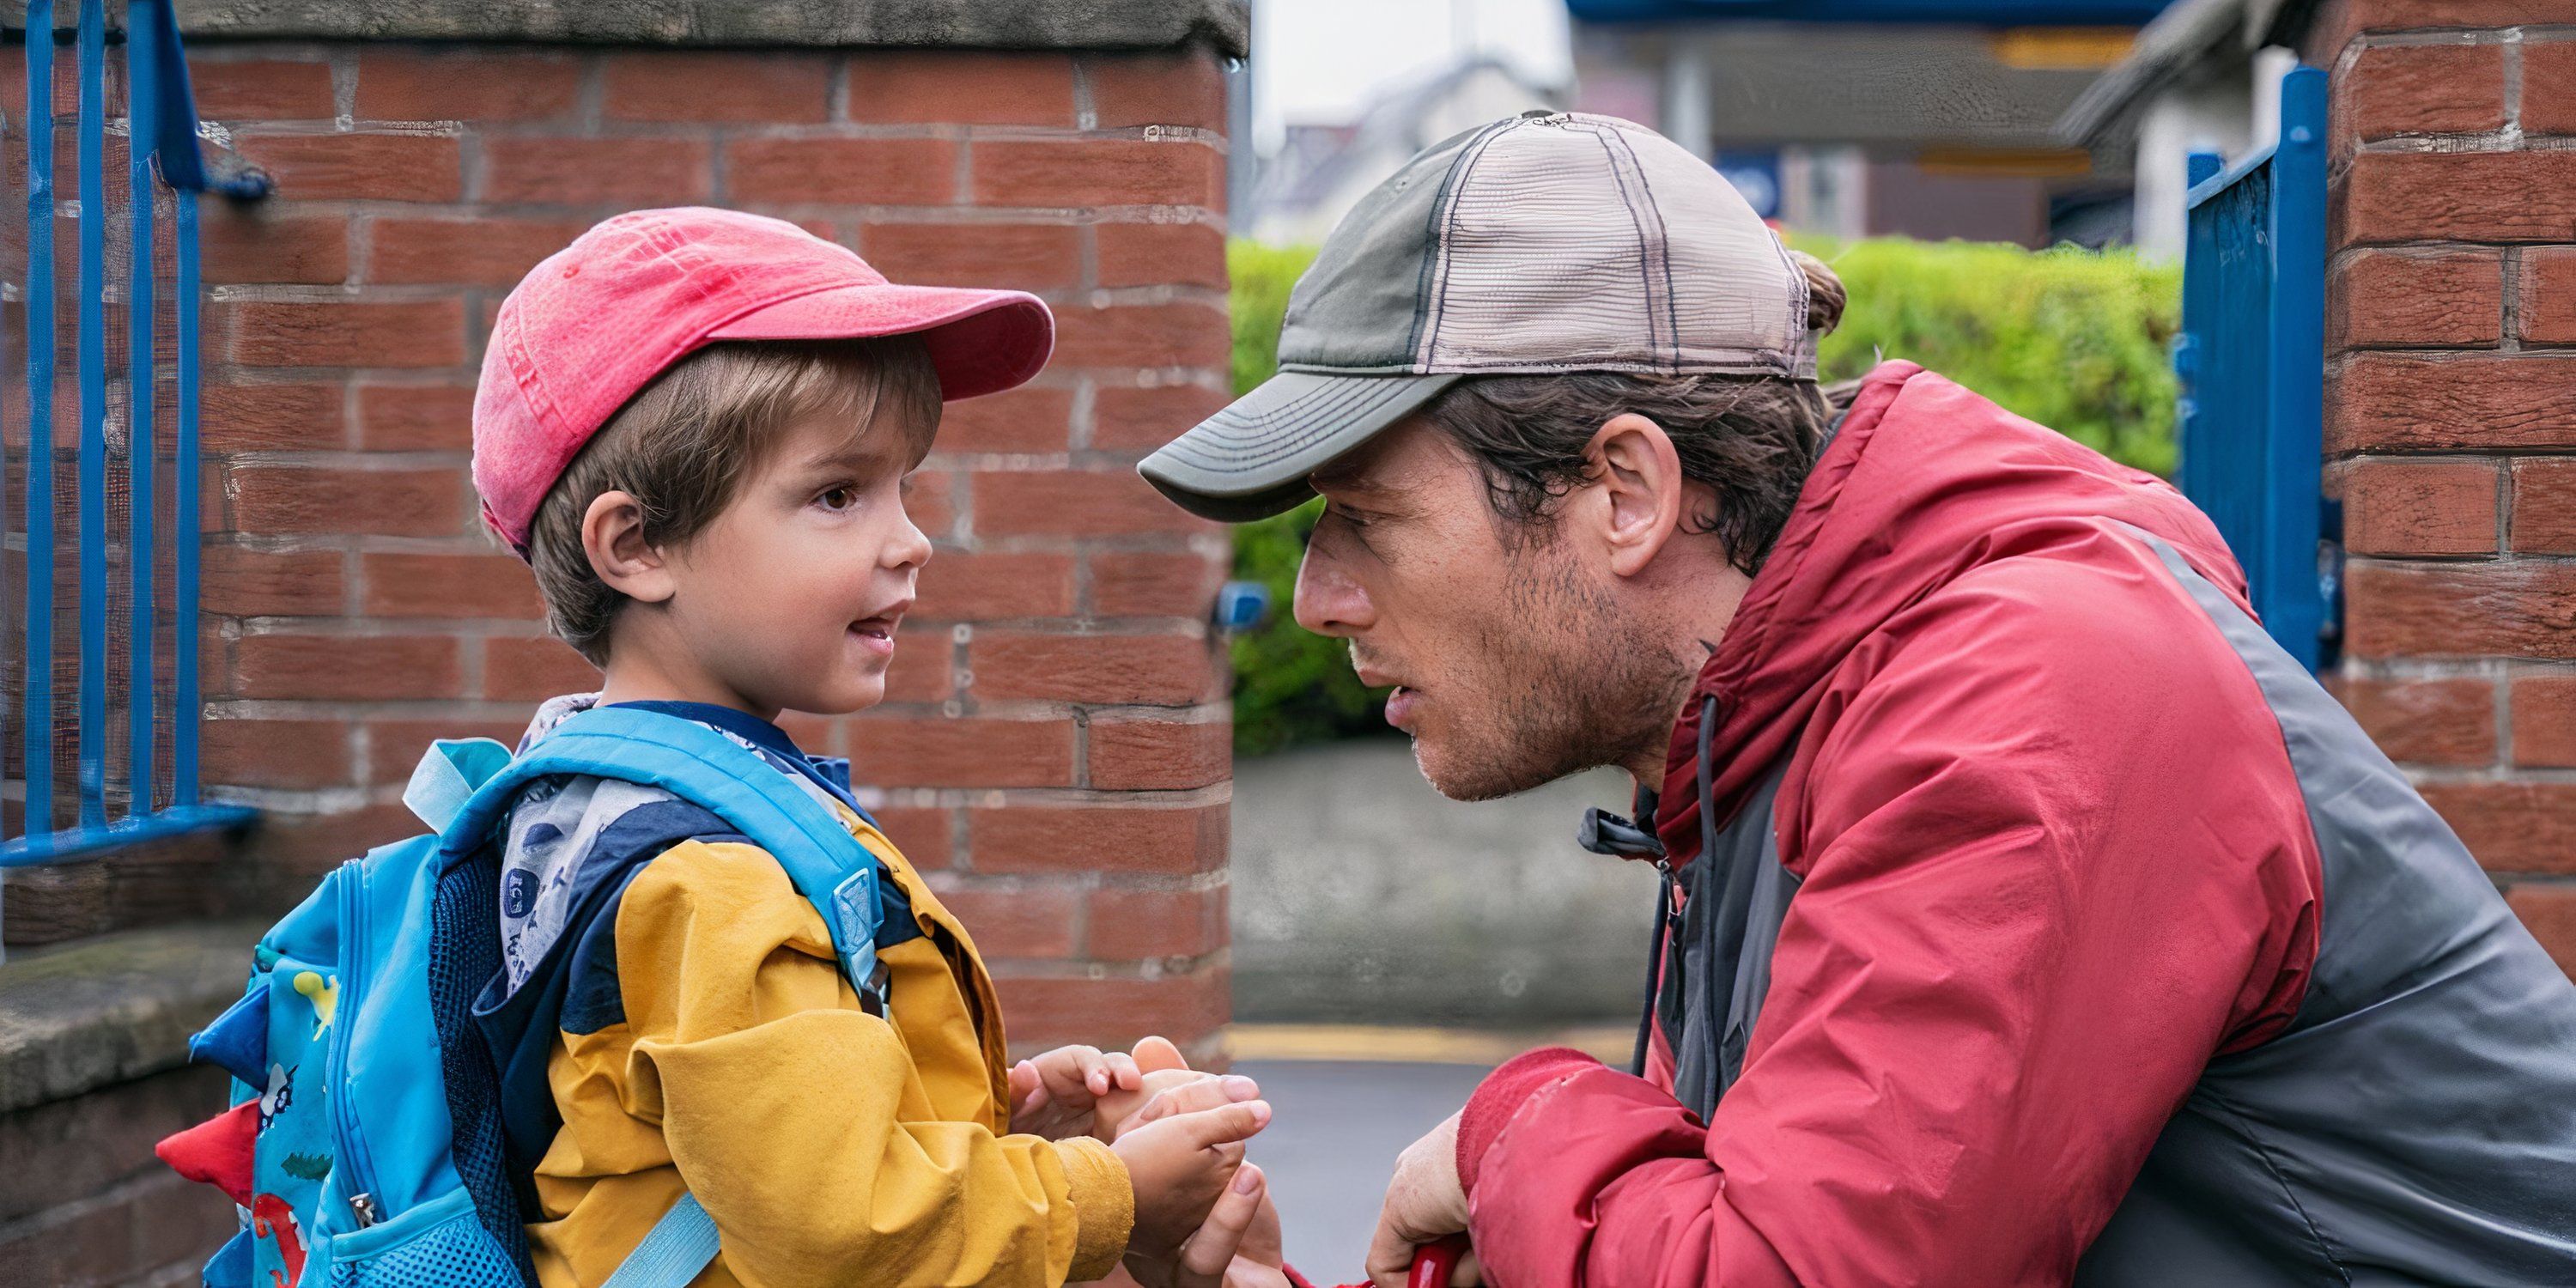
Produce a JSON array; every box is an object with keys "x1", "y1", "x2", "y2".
[{"x1": 1250, "y1": 0, "x2": 1577, "y2": 152}]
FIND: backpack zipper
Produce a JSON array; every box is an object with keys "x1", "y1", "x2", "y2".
[{"x1": 331, "y1": 860, "x2": 383, "y2": 1228}]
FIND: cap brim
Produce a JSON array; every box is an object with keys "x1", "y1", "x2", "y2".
[
  {"x1": 1139, "y1": 370, "x2": 1461, "y2": 522},
  {"x1": 708, "y1": 283, "x2": 1054, "y2": 402}
]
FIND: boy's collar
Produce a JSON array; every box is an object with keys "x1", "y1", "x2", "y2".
[{"x1": 606, "y1": 698, "x2": 808, "y2": 762}]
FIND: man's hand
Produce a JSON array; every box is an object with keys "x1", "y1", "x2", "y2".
[{"x1": 1366, "y1": 1111, "x2": 1478, "y2": 1288}]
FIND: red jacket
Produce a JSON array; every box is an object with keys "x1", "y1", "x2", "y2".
[{"x1": 1451, "y1": 361, "x2": 2576, "y2": 1285}]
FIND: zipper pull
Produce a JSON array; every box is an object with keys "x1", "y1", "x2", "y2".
[{"x1": 349, "y1": 1193, "x2": 381, "y2": 1228}]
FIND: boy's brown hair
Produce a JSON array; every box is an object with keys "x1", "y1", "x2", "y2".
[{"x1": 526, "y1": 336, "x2": 942, "y2": 665}]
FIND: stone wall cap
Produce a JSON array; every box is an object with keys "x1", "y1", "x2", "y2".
[
  {"x1": 146, "y1": 0, "x2": 1248, "y2": 56},
  {"x1": 0, "y1": 922, "x2": 260, "y2": 1114}
]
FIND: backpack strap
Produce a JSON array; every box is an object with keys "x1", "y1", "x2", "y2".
[
  {"x1": 440, "y1": 706, "x2": 889, "y2": 1003},
  {"x1": 403, "y1": 736, "x2": 515, "y2": 833},
  {"x1": 599, "y1": 1194, "x2": 721, "y2": 1288}
]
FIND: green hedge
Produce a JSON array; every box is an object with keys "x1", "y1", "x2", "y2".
[{"x1": 1226, "y1": 237, "x2": 2182, "y2": 755}]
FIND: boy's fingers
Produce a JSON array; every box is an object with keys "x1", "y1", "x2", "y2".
[
  {"x1": 1133, "y1": 1034, "x2": 1188, "y2": 1073},
  {"x1": 1042, "y1": 1047, "x2": 1105, "y2": 1102},
  {"x1": 1009, "y1": 1059, "x2": 1041, "y2": 1103},
  {"x1": 1137, "y1": 1075, "x2": 1260, "y2": 1124},
  {"x1": 1107, "y1": 1050, "x2": 1144, "y2": 1091},
  {"x1": 1177, "y1": 1163, "x2": 1267, "y2": 1281},
  {"x1": 1179, "y1": 1100, "x2": 1272, "y2": 1150}
]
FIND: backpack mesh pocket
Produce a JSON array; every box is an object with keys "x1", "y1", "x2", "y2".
[{"x1": 322, "y1": 1190, "x2": 526, "y2": 1288}]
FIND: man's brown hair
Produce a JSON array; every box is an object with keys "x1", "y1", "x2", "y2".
[
  {"x1": 1419, "y1": 252, "x2": 1849, "y2": 576},
  {"x1": 525, "y1": 336, "x2": 942, "y2": 665}
]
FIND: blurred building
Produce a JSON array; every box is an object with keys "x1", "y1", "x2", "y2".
[
  {"x1": 2057, "y1": 0, "x2": 2310, "y2": 260},
  {"x1": 1568, "y1": 0, "x2": 2172, "y2": 247}
]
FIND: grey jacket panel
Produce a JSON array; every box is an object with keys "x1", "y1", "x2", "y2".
[{"x1": 1663, "y1": 533, "x2": 2576, "y2": 1286}]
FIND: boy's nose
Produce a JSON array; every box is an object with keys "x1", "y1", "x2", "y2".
[
  {"x1": 885, "y1": 509, "x2": 933, "y2": 570},
  {"x1": 1292, "y1": 544, "x2": 1373, "y2": 639}
]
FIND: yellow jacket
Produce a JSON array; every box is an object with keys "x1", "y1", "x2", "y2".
[{"x1": 523, "y1": 807, "x2": 1133, "y2": 1287}]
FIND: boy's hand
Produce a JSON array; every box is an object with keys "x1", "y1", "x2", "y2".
[
  {"x1": 1010, "y1": 1045, "x2": 1145, "y2": 1140},
  {"x1": 1121, "y1": 1162, "x2": 1294, "y2": 1288},
  {"x1": 1112, "y1": 1098, "x2": 1273, "y2": 1260}
]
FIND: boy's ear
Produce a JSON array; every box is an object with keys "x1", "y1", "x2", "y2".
[{"x1": 581, "y1": 490, "x2": 676, "y2": 605}]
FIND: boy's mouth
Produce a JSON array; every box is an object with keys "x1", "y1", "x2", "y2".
[{"x1": 849, "y1": 600, "x2": 910, "y2": 656}]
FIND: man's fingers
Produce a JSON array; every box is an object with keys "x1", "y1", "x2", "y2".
[
  {"x1": 1133, "y1": 1034, "x2": 1188, "y2": 1073},
  {"x1": 1177, "y1": 1163, "x2": 1267, "y2": 1282},
  {"x1": 1364, "y1": 1213, "x2": 1419, "y2": 1288}
]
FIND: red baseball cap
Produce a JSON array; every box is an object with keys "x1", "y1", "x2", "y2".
[{"x1": 472, "y1": 206, "x2": 1053, "y2": 553}]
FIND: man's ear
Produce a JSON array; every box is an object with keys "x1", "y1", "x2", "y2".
[
  {"x1": 1585, "y1": 413, "x2": 1688, "y2": 579},
  {"x1": 581, "y1": 490, "x2": 677, "y2": 605}
]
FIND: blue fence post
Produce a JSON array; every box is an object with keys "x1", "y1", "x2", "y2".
[
  {"x1": 23, "y1": 0, "x2": 58, "y2": 841},
  {"x1": 2263, "y1": 67, "x2": 2329, "y2": 673},
  {"x1": 127, "y1": 0, "x2": 159, "y2": 815},
  {"x1": 173, "y1": 190, "x2": 202, "y2": 806},
  {"x1": 73, "y1": 0, "x2": 107, "y2": 828}
]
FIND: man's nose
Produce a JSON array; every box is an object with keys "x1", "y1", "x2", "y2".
[{"x1": 1292, "y1": 543, "x2": 1373, "y2": 639}]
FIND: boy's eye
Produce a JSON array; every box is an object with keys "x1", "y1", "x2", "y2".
[{"x1": 817, "y1": 485, "x2": 859, "y2": 511}]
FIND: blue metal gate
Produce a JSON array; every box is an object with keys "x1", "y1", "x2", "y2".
[
  {"x1": 2173, "y1": 65, "x2": 2333, "y2": 671},
  {"x1": 5, "y1": 0, "x2": 260, "y2": 884}
]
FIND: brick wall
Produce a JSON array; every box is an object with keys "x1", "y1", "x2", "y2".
[
  {"x1": 186, "y1": 41, "x2": 1237, "y2": 1058},
  {"x1": 2314, "y1": 2, "x2": 2576, "y2": 972}
]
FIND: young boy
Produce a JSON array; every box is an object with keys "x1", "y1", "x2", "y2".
[{"x1": 467, "y1": 207, "x2": 1273, "y2": 1287}]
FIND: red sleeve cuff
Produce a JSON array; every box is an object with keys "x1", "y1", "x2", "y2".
[{"x1": 1455, "y1": 1046, "x2": 1601, "y2": 1194}]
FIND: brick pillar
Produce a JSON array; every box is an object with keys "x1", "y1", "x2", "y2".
[
  {"x1": 189, "y1": 40, "x2": 1236, "y2": 1057},
  {"x1": 2318, "y1": 3, "x2": 2576, "y2": 974}
]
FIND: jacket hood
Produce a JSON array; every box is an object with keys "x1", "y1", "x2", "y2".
[{"x1": 1652, "y1": 361, "x2": 2245, "y2": 868}]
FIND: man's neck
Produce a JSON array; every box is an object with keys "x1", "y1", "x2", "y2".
[{"x1": 1616, "y1": 554, "x2": 1756, "y2": 791}]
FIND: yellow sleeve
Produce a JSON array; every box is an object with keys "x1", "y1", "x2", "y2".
[{"x1": 611, "y1": 840, "x2": 1133, "y2": 1287}]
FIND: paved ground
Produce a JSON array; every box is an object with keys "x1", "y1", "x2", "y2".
[{"x1": 1233, "y1": 1059, "x2": 1497, "y2": 1279}]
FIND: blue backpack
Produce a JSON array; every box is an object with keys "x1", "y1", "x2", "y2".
[{"x1": 161, "y1": 707, "x2": 896, "y2": 1288}]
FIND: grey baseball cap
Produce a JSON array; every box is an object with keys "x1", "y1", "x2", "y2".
[{"x1": 1140, "y1": 110, "x2": 1816, "y2": 522}]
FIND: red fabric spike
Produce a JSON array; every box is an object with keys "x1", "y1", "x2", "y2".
[{"x1": 155, "y1": 1100, "x2": 258, "y2": 1207}]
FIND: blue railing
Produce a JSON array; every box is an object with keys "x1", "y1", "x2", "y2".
[
  {"x1": 2174, "y1": 65, "x2": 2333, "y2": 672},
  {"x1": 6, "y1": 0, "x2": 262, "y2": 871}
]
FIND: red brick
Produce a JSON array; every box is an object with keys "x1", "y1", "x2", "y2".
[
  {"x1": 219, "y1": 300, "x2": 465, "y2": 369},
  {"x1": 2344, "y1": 559, "x2": 2576, "y2": 659},
  {"x1": 1091, "y1": 551, "x2": 1225, "y2": 618},
  {"x1": 251, "y1": 800, "x2": 426, "y2": 881},
  {"x1": 2520, "y1": 247, "x2": 2576, "y2": 344},
  {"x1": 364, "y1": 720, "x2": 539, "y2": 784},
  {"x1": 357, "y1": 50, "x2": 583, "y2": 122},
  {"x1": 2506, "y1": 884, "x2": 2576, "y2": 976},
  {"x1": 2338, "y1": 676, "x2": 2494, "y2": 765},
  {"x1": 1088, "y1": 718, "x2": 1229, "y2": 790},
  {"x1": 1093, "y1": 384, "x2": 1230, "y2": 452},
  {"x1": 727, "y1": 138, "x2": 957, "y2": 207},
  {"x1": 202, "y1": 719, "x2": 354, "y2": 789},
  {"x1": 882, "y1": 633, "x2": 956, "y2": 703},
  {"x1": 368, "y1": 216, "x2": 585, "y2": 287},
  {"x1": 2511, "y1": 674, "x2": 2576, "y2": 767},
  {"x1": 2512, "y1": 458, "x2": 2576, "y2": 552},
  {"x1": 235, "y1": 133, "x2": 464, "y2": 203},
  {"x1": 978, "y1": 469, "x2": 1216, "y2": 538},
  {"x1": 1087, "y1": 887, "x2": 1224, "y2": 960},
  {"x1": 868, "y1": 805, "x2": 953, "y2": 870},
  {"x1": 200, "y1": 546, "x2": 343, "y2": 617},
  {"x1": 2524, "y1": 40, "x2": 2576, "y2": 137},
  {"x1": 2342, "y1": 1, "x2": 2576, "y2": 33},
  {"x1": 483, "y1": 137, "x2": 715, "y2": 205},
  {"x1": 1097, "y1": 222, "x2": 1226, "y2": 291},
  {"x1": 915, "y1": 552, "x2": 1075, "y2": 620},
  {"x1": 994, "y1": 968, "x2": 1229, "y2": 1048},
  {"x1": 604, "y1": 52, "x2": 831, "y2": 123},
  {"x1": 1086, "y1": 49, "x2": 1228, "y2": 132},
  {"x1": 234, "y1": 633, "x2": 462, "y2": 701},
  {"x1": 2340, "y1": 459, "x2": 2498, "y2": 555},
  {"x1": 2345, "y1": 43, "x2": 2505, "y2": 143},
  {"x1": 848, "y1": 715, "x2": 1076, "y2": 787},
  {"x1": 203, "y1": 383, "x2": 344, "y2": 453},
  {"x1": 2418, "y1": 781, "x2": 2576, "y2": 874},
  {"x1": 931, "y1": 882, "x2": 1081, "y2": 958},
  {"x1": 2328, "y1": 354, "x2": 2576, "y2": 453},
  {"x1": 862, "y1": 222, "x2": 1081, "y2": 290},
  {"x1": 935, "y1": 384, "x2": 1073, "y2": 454},
  {"x1": 230, "y1": 465, "x2": 465, "y2": 538},
  {"x1": 2328, "y1": 249, "x2": 2499, "y2": 349},
  {"x1": 484, "y1": 635, "x2": 601, "y2": 702},
  {"x1": 845, "y1": 52, "x2": 1075, "y2": 126},
  {"x1": 357, "y1": 384, "x2": 476, "y2": 453},
  {"x1": 198, "y1": 212, "x2": 349, "y2": 286},
  {"x1": 970, "y1": 802, "x2": 1227, "y2": 875},
  {"x1": 972, "y1": 140, "x2": 1224, "y2": 210},
  {"x1": 361, "y1": 552, "x2": 546, "y2": 619},
  {"x1": 970, "y1": 630, "x2": 1213, "y2": 704},
  {"x1": 908, "y1": 471, "x2": 957, "y2": 539},
  {"x1": 191, "y1": 58, "x2": 336, "y2": 120},
  {"x1": 2339, "y1": 150, "x2": 2576, "y2": 245},
  {"x1": 1053, "y1": 301, "x2": 1231, "y2": 370}
]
